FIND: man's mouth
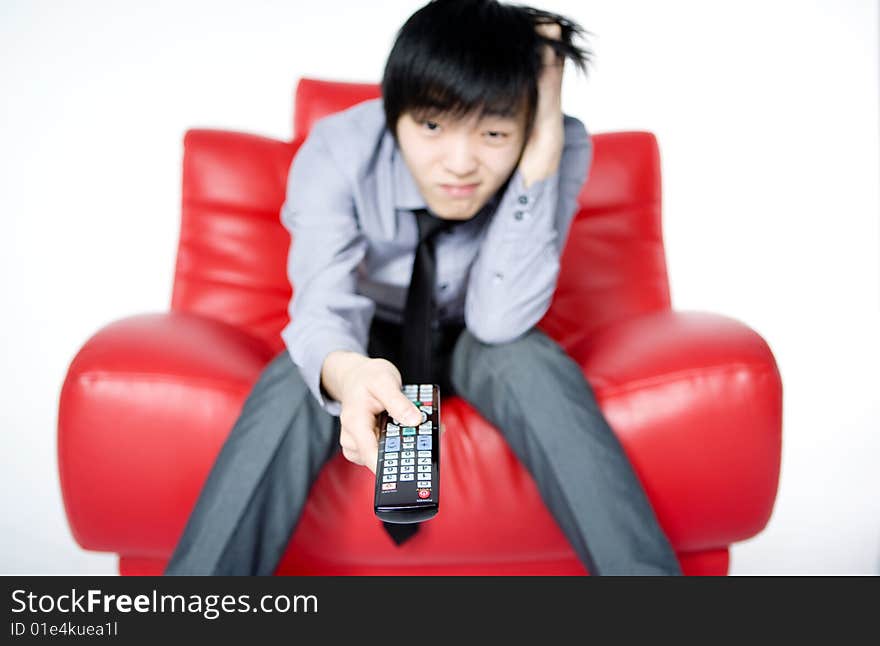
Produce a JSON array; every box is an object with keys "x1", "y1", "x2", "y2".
[{"x1": 440, "y1": 183, "x2": 479, "y2": 198}]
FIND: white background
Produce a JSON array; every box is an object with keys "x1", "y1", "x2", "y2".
[{"x1": 2, "y1": 0, "x2": 878, "y2": 575}]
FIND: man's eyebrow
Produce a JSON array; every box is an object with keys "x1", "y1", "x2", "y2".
[
  {"x1": 410, "y1": 106, "x2": 519, "y2": 125},
  {"x1": 481, "y1": 113, "x2": 519, "y2": 122},
  {"x1": 411, "y1": 106, "x2": 446, "y2": 120}
]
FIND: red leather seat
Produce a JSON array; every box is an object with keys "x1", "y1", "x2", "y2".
[{"x1": 58, "y1": 78, "x2": 782, "y2": 575}]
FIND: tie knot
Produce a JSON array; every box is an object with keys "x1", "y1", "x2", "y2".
[{"x1": 413, "y1": 208, "x2": 457, "y2": 244}]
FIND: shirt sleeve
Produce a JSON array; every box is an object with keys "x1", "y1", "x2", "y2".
[
  {"x1": 279, "y1": 123, "x2": 375, "y2": 417},
  {"x1": 464, "y1": 115, "x2": 593, "y2": 344}
]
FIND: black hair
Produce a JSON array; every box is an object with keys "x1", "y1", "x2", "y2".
[{"x1": 381, "y1": 0, "x2": 594, "y2": 145}]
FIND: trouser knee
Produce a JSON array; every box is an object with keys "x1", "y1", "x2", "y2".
[{"x1": 451, "y1": 326, "x2": 565, "y2": 400}]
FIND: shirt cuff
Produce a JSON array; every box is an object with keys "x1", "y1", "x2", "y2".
[
  {"x1": 281, "y1": 323, "x2": 366, "y2": 418},
  {"x1": 493, "y1": 167, "x2": 561, "y2": 240}
]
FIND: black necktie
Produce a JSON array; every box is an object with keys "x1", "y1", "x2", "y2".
[
  {"x1": 381, "y1": 207, "x2": 458, "y2": 546},
  {"x1": 400, "y1": 208, "x2": 458, "y2": 384}
]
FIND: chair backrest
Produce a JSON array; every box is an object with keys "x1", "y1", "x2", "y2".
[{"x1": 171, "y1": 77, "x2": 671, "y2": 354}]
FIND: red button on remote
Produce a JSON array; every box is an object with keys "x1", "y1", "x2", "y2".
[{"x1": 418, "y1": 489, "x2": 430, "y2": 499}]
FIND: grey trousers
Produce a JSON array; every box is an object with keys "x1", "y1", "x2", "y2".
[{"x1": 164, "y1": 321, "x2": 682, "y2": 576}]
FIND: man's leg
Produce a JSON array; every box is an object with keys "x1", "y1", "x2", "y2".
[
  {"x1": 450, "y1": 326, "x2": 682, "y2": 575},
  {"x1": 164, "y1": 348, "x2": 340, "y2": 575}
]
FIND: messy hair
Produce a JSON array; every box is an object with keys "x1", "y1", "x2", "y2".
[{"x1": 381, "y1": 0, "x2": 594, "y2": 144}]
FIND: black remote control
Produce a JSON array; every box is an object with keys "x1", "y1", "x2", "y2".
[{"x1": 373, "y1": 383, "x2": 440, "y2": 524}]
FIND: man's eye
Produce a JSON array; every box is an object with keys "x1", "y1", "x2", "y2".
[
  {"x1": 421, "y1": 120, "x2": 440, "y2": 132},
  {"x1": 485, "y1": 131, "x2": 508, "y2": 139}
]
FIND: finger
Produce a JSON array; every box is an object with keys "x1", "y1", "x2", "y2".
[
  {"x1": 535, "y1": 21, "x2": 564, "y2": 68},
  {"x1": 375, "y1": 372, "x2": 422, "y2": 426},
  {"x1": 341, "y1": 445, "x2": 361, "y2": 465},
  {"x1": 360, "y1": 440, "x2": 378, "y2": 475},
  {"x1": 535, "y1": 20, "x2": 562, "y2": 40},
  {"x1": 339, "y1": 432, "x2": 358, "y2": 453},
  {"x1": 341, "y1": 407, "x2": 380, "y2": 474}
]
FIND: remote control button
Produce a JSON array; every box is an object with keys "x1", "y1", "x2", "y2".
[
  {"x1": 402, "y1": 443, "x2": 415, "y2": 450},
  {"x1": 385, "y1": 438, "x2": 400, "y2": 452},
  {"x1": 382, "y1": 483, "x2": 396, "y2": 491},
  {"x1": 386, "y1": 428, "x2": 400, "y2": 437},
  {"x1": 418, "y1": 465, "x2": 431, "y2": 473},
  {"x1": 387, "y1": 423, "x2": 399, "y2": 432},
  {"x1": 384, "y1": 452, "x2": 399, "y2": 460},
  {"x1": 402, "y1": 451, "x2": 415, "y2": 458},
  {"x1": 417, "y1": 437, "x2": 432, "y2": 450},
  {"x1": 418, "y1": 450, "x2": 431, "y2": 457},
  {"x1": 384, "y1": 459, "x2": 398, "y2": 467},
  {"x1": 401, "y1": 458, "x2": 414, "y2": 466},
  {"x1": 418, "y1": 427, "x2": 431, "y2": 435},
  {"x1": 400, "y1": 473, "x2": 414, "y2": 481},
  {"x1": 383, "y1": 467, "x2": 397, "y2": 475},
  {"x1": 418, "y1": 489, "x2": 431, "y2": 499},
  {"x1": 417, "y1": 480, "x2": 432, "y2": 488},
  {"x1": 383, "y1": 475, "x2": 396, "y2": 482},
  {"x1": 418, "y1": 421, "x2": 432, "y2": 430},
  {"x1": 402, "y1": 427, "x2": 416, "y2": 436},
  {"x1": 400, "y1": 466, "x2": 414, "y2": 473},
  {"x1": 420, "y1": 406, "x2": 433, "y2": 414},
  {"x1": 417, "y1": 457, "x2": 431, "y2": 465}
]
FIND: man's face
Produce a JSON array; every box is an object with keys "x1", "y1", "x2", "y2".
[{"x1": 395, "y1": 106, "x2": 528, "y2": 221}]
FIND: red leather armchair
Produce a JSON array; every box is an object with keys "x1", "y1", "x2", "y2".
[{"x1": 58, "y1": 78, "x2": 783, "y2": 575}]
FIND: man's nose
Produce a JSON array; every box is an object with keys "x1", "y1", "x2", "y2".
[{"x1": 443, "y1": 138, "x2": 478, "y2": 177}]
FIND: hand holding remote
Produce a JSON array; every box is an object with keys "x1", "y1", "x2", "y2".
[{"x1": 336, "y1": 357, "x2": 423, "y2": 475}]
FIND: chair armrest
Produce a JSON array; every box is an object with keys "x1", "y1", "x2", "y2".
[
  {"x1": 566, "y1": 309, "x2": 783, "y2": 550},
  {"x1": 58, "y1": 311, "x2": 276, "y2": 556}
]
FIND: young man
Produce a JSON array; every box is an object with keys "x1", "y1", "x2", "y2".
[{"x1": 165, "y1": 0, "x2": 682, "y2": 576}]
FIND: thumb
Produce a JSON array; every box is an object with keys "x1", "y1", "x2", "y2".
[{"x1": 385, "y1": 387, "x2": 423, "y2": 427}]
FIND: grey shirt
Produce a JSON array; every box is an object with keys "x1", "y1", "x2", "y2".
[{"x1": 279, "y1": 98, "x2": 593, "y2": 416}]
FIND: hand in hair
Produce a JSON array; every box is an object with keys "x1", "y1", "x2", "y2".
[{"x1": 517, "y1": 20, "x2": 565, "y2": 189}]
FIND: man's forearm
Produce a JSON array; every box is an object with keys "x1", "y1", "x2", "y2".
[{"x1": 320, "y1": 350, "x2": 371, "y2": 404}]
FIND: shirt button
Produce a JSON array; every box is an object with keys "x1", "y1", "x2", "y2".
[
  {"x1": 493, "y1": 272, "x2": 504, "y2": 283},
  {"x1": 440, "y1": 282, "x2": 449, "y2": 290},
  {"x1": 518, "y1": 195, "x2": 528, "y2": 205},
  {"x1": 514, "y1": 211, "x2": 524, "y2": 220}
]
